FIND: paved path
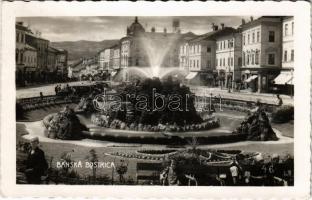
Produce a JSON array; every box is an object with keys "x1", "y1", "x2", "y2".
[
  {"x1": 189, "y1": 86, "x2": 294, "y2": 106},
  {"x1": 16, "y1": 82, "x2": 293, "y2": 106}
]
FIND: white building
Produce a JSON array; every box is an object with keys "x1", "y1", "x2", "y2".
[
  {"x1": 214, "y1": 26, "x2": 242, "y2": 89},
  {"x1": 241, "y1": 16, "x2": 282, "y2": 93},
  {"x1": 103, "y1": 48, "x2": 114, "y2": 71},
  {"x1": 179, "y1": 42, "x2": 189, "y2": 72},
  {"x1": 273, "y1": 16, "x2": 294, "y2": 95},
  {"x1": 120, "y1": 37, "x2": 131, "y2": 68}
]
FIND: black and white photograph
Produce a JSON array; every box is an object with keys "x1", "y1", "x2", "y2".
[
  {"x1": 15, "y1": 15, "x2": 295, "y2": 186},
  {"x1": 1, "y1": 1, "x2": 311, "y2": 198}
]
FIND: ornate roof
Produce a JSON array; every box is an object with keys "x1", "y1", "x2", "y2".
[{"x1": 127, "y1": 17, "x2": 145, "y2": 36}]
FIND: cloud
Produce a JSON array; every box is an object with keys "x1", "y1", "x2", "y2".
[{"x1": 17, "y1": 16, "x2": 249, "y2": 42}]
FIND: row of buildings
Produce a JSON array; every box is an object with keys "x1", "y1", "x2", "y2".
[
  {"x1": 70, "y1": 16, "x2": 293, "y2": 94},
  {"x1": 16, "y1": 22, "x2": 68, "y2": 86}
]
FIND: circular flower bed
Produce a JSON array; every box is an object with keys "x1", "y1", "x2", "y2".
[{"x1": 91, "y1": 113, "x2": 220, "y2": 132}]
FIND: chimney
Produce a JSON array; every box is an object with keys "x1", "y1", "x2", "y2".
[
  {"x1": 211, "y1": 23, "x2": 218, "y2": 31},
  {"x1": 221, "y1": 23, "x2": 225, "y2": 29},
  {"x1": 151, "y1": 27, "x2": 155, "y2": 32},
  {"x1": 250, "y1": 16, "x2": 254, "y2": 22},
  {"x1": 241, "y1": 19, "x2": 246, "y2": 25}
]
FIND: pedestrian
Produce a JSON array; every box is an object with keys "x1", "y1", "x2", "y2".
[
  {"x1": 24, "y1": 137, "x2": 48, "y2": 184},
  {"x1": 39, "y1": 92, "x2": 44, "y2": 102},
  {"x1": 276, "y1": 94, "x2": 283, "y2": 106},
  {"x1": 230, "y1": 162, "x2": 239, "y2": 185}
]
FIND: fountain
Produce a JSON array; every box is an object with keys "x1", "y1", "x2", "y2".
[{"x1": 42, "y1": 32, "x2": 278, "y2": 144}]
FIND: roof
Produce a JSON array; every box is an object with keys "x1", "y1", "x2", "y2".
[
  {"x1": 25, "y1": 44, "x2": 37, "y2": 51},
  {"x1": 240, "y1": 16, "x2": 283, "y2": 30},
  {"x1": 48, "y1": 46, "x2": 59, "y2": 53},
  {"x1": 210, "y1": 27, "x2": 238, "y2": 39},
  {"x1": 188, "y1": 31, "x2": 218, "y2": 43}
]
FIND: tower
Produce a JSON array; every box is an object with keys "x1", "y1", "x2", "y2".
[{"x1": 172, "y1": 18, "x2": 180, "y2": 33}]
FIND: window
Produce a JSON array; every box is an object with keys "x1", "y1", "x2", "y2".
[
  {"x1": 197, "y1": 60, "x2": 199, "y2": 68},
  {"x1": 291, "y1": 22, "x2": 294, "y2": 35},
  {"x1": 252, "y1": 32, "x2": 255, "y2": 43},
  {"x1": 291, "y1": 49, "x2": 294, "y2": 61},
  {"x1": 243, "y1": 35, "x2": 245, "y2": 45},
  {"x1": 255, "y1": 51, "x2": 259, "y2": 64},
  {"x1": 268, "y1": 53, "x2": 275, "y2": 65},
  {"x1": 247, "y1": 34, "x2": 250, "y2": 44},
  {"x1": 284, "y1": 50, "x2": 288, "y2": 62},
  {"x1": 257, "y1": 31, "x2": 260, "y2": 42},
  {"x1": 247, "y1": 54, "x2": 249, "y2": 65},
  {"x1": 238, "y1": 57, "x2": 242, "y2": 66},
  {"x1": 20, "y1": 52, "x2": 23, "y2": 63},
  {"x1": 231, "y1": 57, "x2": 234, "y2": 66},
  {"x1": 269, "y1": 31, "x2": 275, "y2": 42},
  {"x1": 229, "y1": 40, "x2": 234, "y2": 48},
  {"x1": 242, "y1": 52, "x2": 245, "y2": 65},
  {"x1": 228, "y1": 58, "x2": 230, "y2": 66},
  {"x1": 284, "y1": 24, "x2": 288, "y2": 36},
  {"x1": 251, "y1": 54, "x2": 254, "y2": 65},
  {"x1": 207, "y1": 47, "x2": 211, "y2": 52},
  {"x1": 16, "y1": 33, "x2": 19, "y2": 42},
  {"x1": 223, "y1": 58, "x2": 225, "y2": 66}
]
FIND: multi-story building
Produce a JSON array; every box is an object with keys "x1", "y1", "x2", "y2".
[
  {"x1": 120, "y1": 37, "x2": 131, "y2": 69},
  {"x1": 179, "y1": 42, "x2": 189, "y2": 72},
  {"x1": 103, "y1": 48, "x2": 114, "y2": 71},
  {"x1": 241, "y1": 16, "x2": 283, "y2": 93},
  {"x1": 110, "y1": 44, "x2": 121, "y2": 70},
  {"x1": 185, "y1": 32, "x2": 216, "y2": 85},
  {"x1": 55, "y1": 49, "x2": 68, "y2": 79},
  {"x1": 16, "y1": 22, "x2": 38, "y2": 84},
  {"x1": 273, "y1": 16, "x2": 294, "y2": 95},
  {"x1": 213, "y1": 26, "x2": 242, "y2": 89}
]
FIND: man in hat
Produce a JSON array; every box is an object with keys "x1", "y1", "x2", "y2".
[{"x1": 24, "y1": 137, "x2": 48, "y2": 184}]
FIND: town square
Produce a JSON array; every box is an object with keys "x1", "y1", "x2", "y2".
[{"x1": 15, "y1": 16, "x2": 295, "y2": 186}]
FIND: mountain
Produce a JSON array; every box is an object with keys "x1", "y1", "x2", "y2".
[{"x1": 51, "y1": 39, "x2": 119, "y2": 62}]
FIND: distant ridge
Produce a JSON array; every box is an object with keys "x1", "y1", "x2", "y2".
[{"x1": 51, "y1": 39, "x2": 119, "y2": 62}]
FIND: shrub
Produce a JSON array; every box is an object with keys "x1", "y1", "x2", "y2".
[{"x1": 272, "y1": 105, "x2": 294, "y2": 123}]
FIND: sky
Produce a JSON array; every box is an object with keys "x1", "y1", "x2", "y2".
[{"x1": 17, "y1": 16, "x2": 252, "y2": 42}]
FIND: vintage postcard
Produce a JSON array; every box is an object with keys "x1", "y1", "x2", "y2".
[{"x1": 0, "y1": 1, "x2": 311, "y2": 198}]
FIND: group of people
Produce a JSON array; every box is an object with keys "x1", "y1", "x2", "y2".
[
  {"x1": 55, "y1": 84, "x2": 74, "y2": 96},
  {"x1": 226, "y1": 155, "x2": 293, "y2": 186}
]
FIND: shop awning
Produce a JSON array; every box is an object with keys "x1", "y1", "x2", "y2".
[
  {"x1": 25, "y1": 67, "x2": 36, "y2": 72},
  {"x1": 185, "y1": 72, "x2": 198, "y2": 80},
  {"x1": 274, "y1": 72, "x2": 293, "y2": 85},
  {"x1": 244, "y1": 75, "x2": 258, "y2": 83},
  {"x1": 111, "y1": 71, "x2": 117, "y2": 77}
]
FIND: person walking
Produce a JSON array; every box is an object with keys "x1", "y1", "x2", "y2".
[
  {"x1": 276, "y1": 94, "x2": 283, "y2": 106},
  {"x1": 24, "y1": 137, "x2": 48, "y2": 184},
  {"x1": 230, "y1": 162, "x2": 239, "y2": 185}
]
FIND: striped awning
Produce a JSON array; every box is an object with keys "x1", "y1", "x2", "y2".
[
  {"x1": 185, "y1": 72, "x2": 198, "y2": 80},
  {"x1": 274, "y1": 72, "x2": 293, "y2": 85},
  {"x1": 244, "y1": 75, "x2": 258, "y2": 83}
]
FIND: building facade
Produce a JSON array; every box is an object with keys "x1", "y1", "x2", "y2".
[
  {"x1": 214, "y1": 26, "x2": 242, "y2": 89},
  {"x1": 241, "y1": 17, "x2": 283, "y2": 93},
  {"x1": 273, "y1": 16, "x2": 294, "y2": 95}
]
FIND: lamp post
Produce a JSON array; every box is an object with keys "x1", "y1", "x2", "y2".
[{"x1": 219, "y1": 94, "x2": 223, "y2": 111}]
